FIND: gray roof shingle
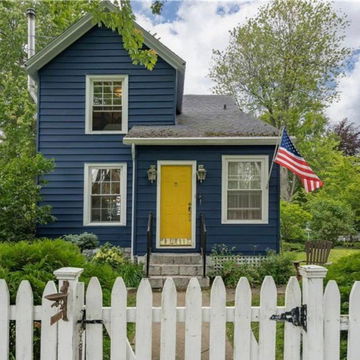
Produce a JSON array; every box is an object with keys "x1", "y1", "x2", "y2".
[{"x1": 126, "y1": 95, "x2": 279, "y2": 138}]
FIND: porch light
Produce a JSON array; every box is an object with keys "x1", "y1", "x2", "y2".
[
  {"x1": 197, "y1": 165, "x2": 207, "y2": 183},
  {"x1": 147, "y1": 165, "x2": 157, "y2": 183}
]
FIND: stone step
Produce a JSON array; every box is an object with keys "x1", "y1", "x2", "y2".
[
  {"x1": 149, "y1": 264, "x2": 204, "y2": 276},
  {"x1": 149, "y1": 276, "x2": 210, "y2": 290},
  {"x1": 150, "y1": 253, "x2": 202, "y2": 265}
]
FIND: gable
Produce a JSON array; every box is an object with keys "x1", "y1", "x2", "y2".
[{"x1": 25, "y1": 6, "x2": 186, "y2": 112}]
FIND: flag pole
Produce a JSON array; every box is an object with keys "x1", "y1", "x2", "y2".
[{"x1": 266, "y1": 126, "x2": 285, "y2": 189}]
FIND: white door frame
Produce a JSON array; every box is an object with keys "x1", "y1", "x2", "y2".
[{"x1": 156, "y1": 160, "x2": 197, "y2": 249}]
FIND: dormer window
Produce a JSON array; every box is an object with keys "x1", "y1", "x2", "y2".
[{"x1": 85, "y1": 75, "x2": 128, "y2": 134}]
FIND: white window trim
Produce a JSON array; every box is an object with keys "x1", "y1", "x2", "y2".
[
  {"x1": 83, "y1": 163, "x2": 127, "y2": 226},
  {"x1": 221, "y1": 155, "x2": 269, "y2": 224},
  {"x1": 85, "y1": 75, "x2": 129, "y2": 135}
]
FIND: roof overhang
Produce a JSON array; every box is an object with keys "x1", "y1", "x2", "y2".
[
  {"x1": 25, "y1": 1, "x2": 186, "y2": 111},
  {"x1": 123, "y1": 136, "x2": 281, "y2": 146}
]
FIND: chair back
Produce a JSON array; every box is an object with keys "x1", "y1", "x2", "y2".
[{"x1": 305, "y1": 240, "x2": 332, "y2": 265}]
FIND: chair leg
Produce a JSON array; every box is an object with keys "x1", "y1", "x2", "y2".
[{"x1": 293, "y1": 261, "x2": 301, "y2": 281}]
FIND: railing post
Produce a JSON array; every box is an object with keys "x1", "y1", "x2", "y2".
[
  {"x1": 300, "y1": 265, "x2": 328, "y2": 360},
  {"x1": 54, "y1": 267, "x2": 84, "y2": 360}
]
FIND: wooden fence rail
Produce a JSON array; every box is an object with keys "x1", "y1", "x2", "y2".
[{"x1": 0, "y1": 266, "x2": 360, "y2": 359}]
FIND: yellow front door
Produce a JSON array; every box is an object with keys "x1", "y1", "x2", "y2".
[{"x1": 159, "y1": 164, "x2": 193, "y2": 247}]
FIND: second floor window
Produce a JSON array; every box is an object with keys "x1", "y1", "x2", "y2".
[{"x1": 86, "y1": 75, "x2": 128, "y2": 134}]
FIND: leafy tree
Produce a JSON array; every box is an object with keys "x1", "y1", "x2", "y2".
[
  {"x1": 332, "y1": 118, "x2": 360, "y2": 156},
  {"x1": 307, "y1": 198, "x2": 355, "y2": 242},
  {"x1": 280, "y1": 201, "x2": 312, "y2": 242},
  {"x1": 210, "y1": 0, "x2": 350, "y2": 134}
]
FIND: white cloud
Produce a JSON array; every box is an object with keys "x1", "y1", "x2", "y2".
[
  {"x1": 135, "y1": 1, "x2": 264, "y2": 94},
  {"x1": 135, "y1": 0, "x2": 360, "y2": 124}
]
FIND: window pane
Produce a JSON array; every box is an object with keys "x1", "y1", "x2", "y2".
[
  {"x1": 227, "y1": 190, "x2": 262, "y2": 220},
  {"x1": 92, "y1": 111, "x2": 122, "y2": 131},
  {"x1": 89, "y1": 167, "x2": 122, "y2": 224},
  {"x1": 91, "y1": 79, "x2": 124, "y2": 132},
  {"x1": 228, "y1": 161, "x2": 262, "y2": 190}
]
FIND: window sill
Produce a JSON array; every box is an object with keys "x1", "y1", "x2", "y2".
[
  {"x1": 83, "y1": 222, "x2": 126, "y2": 227},
  {"x1": 85, "y1": 130, "x2": 128, "y2": 135},
  {"x1": 221, "y1": 219, "x2": 269, "y2": 225}
]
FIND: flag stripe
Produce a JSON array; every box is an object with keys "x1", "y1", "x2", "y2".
[{"x1": 273, "y1": 128, "x2": 323, "y2": 193}]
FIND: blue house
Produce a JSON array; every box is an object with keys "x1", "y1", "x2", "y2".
[{"x1": 26, "y1": 4, "x2": 280, "y2": 263}]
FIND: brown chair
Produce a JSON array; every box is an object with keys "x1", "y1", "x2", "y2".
[{"x1": 293, "y1": 240, "x2": 332, "y2": 280}]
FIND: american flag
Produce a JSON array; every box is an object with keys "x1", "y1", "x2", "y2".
[{"x1": 274, "y1": 129, "x2": 323, "y2": 192}]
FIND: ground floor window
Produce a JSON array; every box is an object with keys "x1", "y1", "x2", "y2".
[
  {"x1": 83, "y1": 163, "x2": 127, "y2": 226},
  {"x1": 221, "y1": 155, "x2": 269, "y2": 224}
]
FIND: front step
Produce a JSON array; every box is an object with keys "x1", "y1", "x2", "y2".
[
  {"x1": 150, "y1": 253, "x2": 202, "y2": 265},
  {"x1": 146, "y1": 253, "x2": 209, "y2": 289},
  {"x1": 149, "y1": 275, "x2": 210, "y2": 290}
]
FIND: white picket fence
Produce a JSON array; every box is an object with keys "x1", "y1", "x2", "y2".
[{"x1": 0, "y1": 265, "x2": 360, "y2": 359}]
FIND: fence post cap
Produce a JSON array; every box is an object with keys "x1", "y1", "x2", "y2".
[
  {"x1": 54, "y1": 267, "x2": 84, "y2": 281},
  {"x1": 299, "y1": 265, "x2": 328, "y2": 278}
]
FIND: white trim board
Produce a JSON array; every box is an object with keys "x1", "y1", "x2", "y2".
[
  {"x1": 123, "y1": 136, "x2": 281, "y2": 146},
  {"x1": 156, "y1": 160, "x2": 197, "y2": 249},
  {"x1": 83, "y1": 162, "x2": 127, "y2": 226},
  {"x1": 221, "y1": 155, "x2": 269, "y2": 224}
]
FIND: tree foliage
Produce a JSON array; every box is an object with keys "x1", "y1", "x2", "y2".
[
  {"x1": 332, "y1": 118, "x2": 360, "y2": 156},
  {"x1": 210, "y1": 0, "x2": 350, "y2": 133}
]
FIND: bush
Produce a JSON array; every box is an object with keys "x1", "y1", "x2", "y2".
[
  {"x1": 63, "y1": 232, "x2": 99, "y2": 251},
  {"x1": 0, "y1": 239, "x2": 143, "y2": 304},
  {"x1": 210, "y1": 251, "x2": 295, "y2": 287},
  {"x1": 326, "y1": 252, "x2": 360, "y2": 313},
  {"x1": 308, "y1": 198, "x2": 356, "y2": 243},
  {"x1": 280, "y1": 201, "x2": 312, "y2": 242},
  {"x1": 0, "y1": 154, "x2": 54, "y2": 242},
  {"x1": 282, "y1": 241, "x2": 304, "y2": 252}
]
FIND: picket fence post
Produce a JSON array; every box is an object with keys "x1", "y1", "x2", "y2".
[
  {"x1": 54, "y1": 267, "x2": 84, "y2": 360},
  {"x1": 299, "y1": 265, "x2": 328, "y2": 360}
]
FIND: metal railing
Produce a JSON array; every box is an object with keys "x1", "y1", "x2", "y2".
[
  {"x1": 200, "y1": 214, "x2": 207, "y2": 277},
  {"x1": 146, "y1": 212, "x2": 153, "y2": 278}
]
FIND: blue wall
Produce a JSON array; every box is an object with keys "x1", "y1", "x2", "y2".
[
  {"x1": 37, "y1": 25, "x2": 177, "y2": 244},
  {"x1": 134, "y1": 146, "x2": 280, "y2": 255}
]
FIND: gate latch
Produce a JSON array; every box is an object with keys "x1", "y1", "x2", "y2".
[
  {"x1": 270, "y1": 304, "x2": 307, "y2": 331},
  {"x1": 45, "y1": 280, "x2": 69, "y2": 325}
]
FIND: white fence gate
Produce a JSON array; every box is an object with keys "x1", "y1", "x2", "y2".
[{"x1": 0, "y1": 265, "x2": 360, "y2": 359}]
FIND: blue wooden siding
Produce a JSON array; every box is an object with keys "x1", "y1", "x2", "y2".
[
  {"x1": 134, "y1": 146, "x2": 280, "y2": 255},
  {"x1": 37, "y1": 25, "x2": 177, "y2": 244}
]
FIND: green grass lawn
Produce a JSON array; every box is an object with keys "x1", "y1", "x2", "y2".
[{"x1": 285, "y1": 247, "x2": 360, "y2": 263}]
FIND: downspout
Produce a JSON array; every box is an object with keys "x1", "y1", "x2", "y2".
[
  {"x1": 26, "y1": 8, "x2": 37, "y2": 102},
  {"x1": 131, "y1": 144, "x2": 136, "y2": 261}
]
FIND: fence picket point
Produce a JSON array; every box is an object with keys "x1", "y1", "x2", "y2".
[
  {"x1": 284, "y1": 276, "x2": 301, "y2": 360},
  {"x1": 135, "y1": 278, "x2": 153, "y2": 360},
  {"x1": 0, "y1": 279, "x2": 9, "y2": 360},
  {"x1": 41, "y1": 281, "x2": 58, "y2": 360},
  {"x1": 110, "y1": 277, "x2": 127, "y2": 360},
  {"x1": 184, "y1": 277, "x2": 202, "y2": 360},
  {"x1": 160, "y1": 278, "x2": 177, "y2": 360},
  {"x1": 209, "y1": 276, "x2": 226, "y2": 360},
  {"x1": 234, "y1": 277, "x2": 252, "y2": 360},
  {"x1": 258, "y1": 276, "x2": 277, "y2": 360},
  {"x1": 86, "y1": 277, "x2": 103, "y2": 360},
  {"x1": 324, "y1": 280, "x2": 340, "y2": 360},
  {"x1": 16, "y1": 280, "x2": 33, "y2": 360},
  {"x1": 347, "y1": 281, "x2": 360, "y2": 359}
]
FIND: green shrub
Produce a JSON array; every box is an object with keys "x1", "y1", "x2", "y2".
[
  {"x1": 326, "y1": 252, "x2": 360, "y2": 313},
  {"x1": 0, "y1": 154, "x2": 54, "y2": 242},
  {"x1": 282, "y1": 241, "x2": 304, "y2": 252},
  {"x1": 63, "y1": 232, "x2": 99, "y2": 251},
  {"x1": 280, "y1": 201, "x2": 311, "y2": 242},
  {"x1": 308, "y1": 198, "x2": 356, "y2": 243},
  {"x1": 210, "y1": 251, "x2": 295, "y2": 287}
]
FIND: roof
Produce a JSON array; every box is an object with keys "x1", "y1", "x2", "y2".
[
  {"x1": 25, "y1": 1, "x2": 186, "y2": 112},
  {"x1": 124, "y1": 95, "x2": 280, "y2": 145}
]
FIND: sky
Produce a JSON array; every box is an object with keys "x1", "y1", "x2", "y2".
[{"x1": 131, "y1": 0, "x2": 360, "y2": 125}]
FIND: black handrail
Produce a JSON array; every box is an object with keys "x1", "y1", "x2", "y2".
[
  {"x1": 200, "y1": 214, "x2": 207, "y2": 277},
  {"x1": 146, "y1": 212, "x2": 153, "y2": 278}
]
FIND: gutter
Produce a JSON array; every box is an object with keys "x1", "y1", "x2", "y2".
[{"x1": 123, "y1": 136, "x2": 282, "y2": 146}]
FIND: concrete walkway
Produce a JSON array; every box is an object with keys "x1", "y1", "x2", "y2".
[{"x1": 150, "y1": 289, "x2": 235, "y2": 360}]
